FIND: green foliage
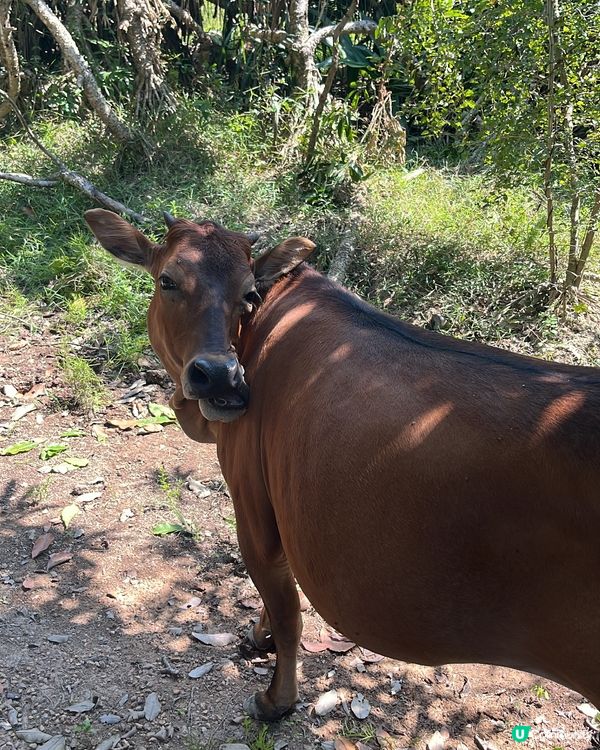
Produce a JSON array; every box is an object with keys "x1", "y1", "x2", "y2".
[
  {"x1": 154, "y1": 465, "x2": 196, "y2": 538},
  {"x1": 340, "y1": 718, "x2": 377, "y2": 743},
  {"x1": 242, "y1": 718, "x2": 276, "y2": 750},
  {"x1": 60, "y1": 353, "x2": 106, "y2": 413},
  {"x1": 532, "y1": 683, "x2": 550, "y2": 700},
  {"x1": 39, "y1": 444, "x2": 68, "y2": 461},
  {"x1": 352, "y1": 166, "x2": 559, "y2": 344},
  {"x1": 0, "y1": 441, "x2": 37, "y2": 456}
]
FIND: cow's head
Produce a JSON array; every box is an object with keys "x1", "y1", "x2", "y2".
[{"x1": 84, "y1": 209, "x2": 314, "y2": 427}]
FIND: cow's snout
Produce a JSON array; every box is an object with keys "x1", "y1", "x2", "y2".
[
  {"x1": 186, "y1": 354, "x2": 244, "y2": 396},
  {"x1": 183, "y1": 352, "x2": 249, "y2": 422}
]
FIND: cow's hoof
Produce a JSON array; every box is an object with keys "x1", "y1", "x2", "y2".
[
  {"x1": 240, "y1": 624, "x2": 275, "y2": 656},
  {"x1": 243, "y1": 692, "x2": 295, "y2": 722}
]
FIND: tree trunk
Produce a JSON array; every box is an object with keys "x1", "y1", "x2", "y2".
[
  {"x1": 0, "y1": 0, "x2": 20, "y2": 122},
  {"x1": 287, "y1": 0, "x2": 319, "y2": 101},
  {"x1": 117, "y1": 0, "x2": 175, "y2": 121},
  {"x1": 22, "y1": 0, "x2": 134, "y2": 142},
  {"x1": 544, "y1": 0, "x2": 558, "y2": 288}
]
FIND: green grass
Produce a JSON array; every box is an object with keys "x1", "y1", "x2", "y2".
[
  {"x1": 352, "y1": 167, "x2": 556, "y2": 343},
  {"x1": 60, "y1": 353, "x2": 107, "y2": 413},
  {"x1": 242, "y1": 718, "x2": 276, "y2": 750},
  {"x1": 1, "y1": 96, "x2": 598, "y2": 383}
]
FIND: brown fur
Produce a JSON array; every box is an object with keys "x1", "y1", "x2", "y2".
[{"x1": 85, "y1": 210, "x2": 600, "y2": 720}]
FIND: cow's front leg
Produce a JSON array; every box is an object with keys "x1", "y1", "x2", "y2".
[{"x1": 237, "y1": 526, "x2": 302, "y2": 721}]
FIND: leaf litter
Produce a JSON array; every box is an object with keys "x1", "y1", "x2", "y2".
[{"x1": 31, "y1": 532, "x2": 54, "y2": 559}]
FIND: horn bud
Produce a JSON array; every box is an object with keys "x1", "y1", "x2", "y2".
[
  {"x1": 246, "y1": 231, "x2": 259, "y2": 246},
  {"x1": 163, "y1": 211, "x2": 177, "y2": 228}
]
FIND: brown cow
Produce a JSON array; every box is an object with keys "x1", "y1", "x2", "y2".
[{"x1": 85, "y1": 208, "x2": 600, "y2": 721}]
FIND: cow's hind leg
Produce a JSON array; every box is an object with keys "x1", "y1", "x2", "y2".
[
  {"x1": 237, "y1": 524, "x2": 302, "y2": 721},
  {"x1": 244, "y1": 606, "x2": 274, "y2": 652}
]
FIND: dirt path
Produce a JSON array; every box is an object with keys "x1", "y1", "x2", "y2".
[{"x1": 0, "y1": 317, "x2": 597, "y2": 750}]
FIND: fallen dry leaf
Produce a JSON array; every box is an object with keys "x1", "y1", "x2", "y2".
[
  {"x1": 31, "y1": 532, "x2": 54, "y2": 559},
  {"x1": 238, "y1": 597, "x2": 261, "y2": 610},
  {"x1": 91, "y1": 424, "x2": 109, "y2": 443},
  {"x1": 426, "y1": 729, "x2": 449, "y2": 750},
  {"x1": 105, "y1": 418, "x2": 138, "y2": 431},
  {"x1": 350, "y1": 693, "x2": 371, "y2": 720},
  {"x1": 47, "y1": 550, "x2": 73, "y2": 571},
  {"x1": 24, "y1": 384, "x2": 46, "y2": 400},
  {"x1": 191, "y1": 632, "x2": 237, "y2": 647},
  {"x1": 144, "y1": 692, "x2": 161, "y2": 720},
  {"x1": 301, "y1": 639, "x2": 329, "y2": 653},
  {"x1": 335, "y1": 739, "x2": 357, "y2": 750},
  {"x1": 66, "y1": 700, "x2": 95, "y2": 713},
  {"x1": 178, "y1": 596, "x2": 202, "y2": 610},
  {"x1": 302, "y1": 628, "x2": 355, "y2": 653},
  {"x1": 188, "y1": 662, "x2": 214, "y2": 679},
  {"x1": 359, "y1": 647, "x2": 385, "y2": 663},
  {"x1": 11, "y1": 403, "x2": 37, "y2": 422},
  {"x1": 376, "y1": 731, "x2": 397, "y2": 750},
  {"x1": 137, "y1": 423, "x2": 163, "y2": 434},
  {"x1": 22, "y1": 575, "x2": 46, "y2": 590},
  {"x1": 60, "y1": 504, "x2": 80, "y2": 529}
]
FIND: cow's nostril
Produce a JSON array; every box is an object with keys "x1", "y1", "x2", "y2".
[{"x1": 192, "y1": 359, "x2": 212, "y2": 388}]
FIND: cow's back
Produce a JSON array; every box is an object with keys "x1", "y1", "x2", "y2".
[{"x1": 221, "y1": 267, "x2": 600, "y2": 701}]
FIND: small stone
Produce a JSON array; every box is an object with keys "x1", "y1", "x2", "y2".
[
  {"x1": 16, "y1": 729, "x2": 53, "y2": 743},
  {"x1": 253, "y1": 667, "x2": 269, "y2": 676},
  {"x1": 120, "y1": 508, "x2": 134, "y2": 523},
  {"x1": 95, "y1": 735, "x2": 121, "y2": 750},
  {"x1": 168, "y1": 627, "x2": 183, "y2": 636},
  {"x1": 315, "y1": 689, "x2": 339, "y2": 716},
  {"x1": 3, "y1": 384, "x2": 18, "y2": 399},
  {"x1": 474, "y1": 736, "x2": 498, "y2": 750},
  {"x1": 151, "y1": 727, "x2": 168, "y2": 742},
  {"x1": 220, "y1": 745, "x2": 251, "y2": 750},
  {"x1": 7, "y1": 707, "x2": 19, "y2": 726},
  {"x1": 47, "y1": 634, "x2": 69, "y2": 643},
  {"x1": 38, "y1": 737, "x2": 66, "y2": 750}
]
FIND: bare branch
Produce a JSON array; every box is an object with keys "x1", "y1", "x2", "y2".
[
  {"x1": 22, "y1": 0, "x2": 135, "y2": 143},
  {"x1": 0, "y1": 88, "x2": 147, "y2": 223},
  {"x1": 305, "y1": 0, "x2": 357, "y2": 163},
  {"x1": 244, "y1": 25, "x2": 290, "y2": 45},
  {"x1": 166, "y1": 0, "x2": 204, "y2": 37},
  {"x1": 0, "y1": 172, "x2": 58, "y2": 187},
  {"x1": 0, "y1": 0, "x2": 20, "y2": 121},
  {"x1": 574, "y1": 187, "x2": 600, "y2": 286},
  {"x1": 59, "y1": 169, "x2": 148, "y2": 222},
  {"x1": 307, "y1": 18, "x2": 376, "y2": 53}
]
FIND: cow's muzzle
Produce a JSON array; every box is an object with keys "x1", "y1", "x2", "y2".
[{"x1": 182, "y1": 353, "x2": 249, "y2": 422}]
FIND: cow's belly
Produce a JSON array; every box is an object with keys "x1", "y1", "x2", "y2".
[{"x1": 270, "y1": 465, "x2": 599, "y2": 671}]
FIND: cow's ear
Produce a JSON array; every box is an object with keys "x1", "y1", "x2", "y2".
[
  {"x1": 84, "y1": 209, "x2": 155, "y2": 269},
  {"x1": 253, "y1": 237, "x2": 316, "y2": 289}
]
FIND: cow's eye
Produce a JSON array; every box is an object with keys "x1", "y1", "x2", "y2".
[
  {"x1": 159, "y1": 275, "x2": 177, "y2": 291},
  {"x1": 243, "y1": 289, "x2": 262, "y2": 307}
]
